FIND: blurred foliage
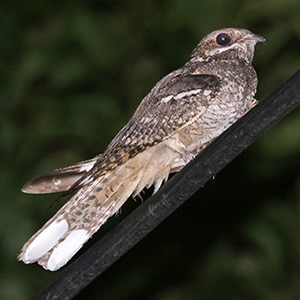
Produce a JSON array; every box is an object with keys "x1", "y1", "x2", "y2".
[{"x1": 0, "y1": 0, "x2": 300, "y2": 299}]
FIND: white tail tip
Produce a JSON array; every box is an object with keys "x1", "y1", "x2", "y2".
[
  {"x1": 46, "y1": 229, "x2": 89, "y2": 271},
  {"x1": 22, "y1": 220, "x2": 69, "y2": 263}
]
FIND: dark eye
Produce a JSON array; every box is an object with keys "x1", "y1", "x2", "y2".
[{"x1": 216, "y1": 33, "x2": 231, "y2": 46}]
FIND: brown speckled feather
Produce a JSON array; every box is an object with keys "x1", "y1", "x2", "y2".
[{"x1": 19, "y1": 28, "x2": 265, "y2": 271}]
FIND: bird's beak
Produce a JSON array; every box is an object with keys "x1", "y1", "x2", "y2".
[
  {"x1": 254, "y1": 34, "x2": 266, "y2": 43},
  {"x1": 244, "y1": 32, "x2": 266, "y2": 45},
  {"x1": 245, "y1": 32, "x2": 266, "y2": 44}
]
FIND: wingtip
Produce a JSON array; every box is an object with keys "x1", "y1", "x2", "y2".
[
  {"x1": 21, "y1": 180, "x2": 49, "y2": 194},
  {"x1": 21, "y1": 175, "x2": 66, "y2": 194},
  {"x1": 21, "y1": 176, "x2": 49, "y2": 194},
  {"x1": 21, "y1": 181, "x2": 35, "y2": 194}
]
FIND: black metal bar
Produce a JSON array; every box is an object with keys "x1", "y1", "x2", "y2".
[{"x1": 32, "y1": 70, "x2": 300, "y2": 300}]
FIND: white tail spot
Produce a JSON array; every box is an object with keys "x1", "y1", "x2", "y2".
[
  {"x1": 46, "y1": 229, "x2": 89, "y2": 271},
  {"x1": 23, "y1": 220, "x2": 68, "y2": 263}
]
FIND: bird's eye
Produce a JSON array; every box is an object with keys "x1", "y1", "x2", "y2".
[{"x1": 216, "y1": 33, "x2": 231, "y2": 46}]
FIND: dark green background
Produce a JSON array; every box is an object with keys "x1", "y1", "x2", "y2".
[{"x1": 1, "y1": 1, "x2": 300, "y2": 299}]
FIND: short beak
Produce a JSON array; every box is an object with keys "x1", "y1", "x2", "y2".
[
  {"x1": 253, "y1": 34, "x2": 266, "y2": 43},
  {"x1": 245, "y1": 32, "x2": 266, "y2": 44}
]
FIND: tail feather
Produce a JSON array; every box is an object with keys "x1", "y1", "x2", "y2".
[
  {"x1": 19, "y1": 172, "x2": 139, "y2": 271},
  {"x1": 19, "y1": 144, "x2": 181, "y2": 270}
]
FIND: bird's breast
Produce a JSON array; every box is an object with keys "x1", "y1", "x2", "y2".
[{"x1": 175, "y1": 74, "x2": 256, "y2": 155}]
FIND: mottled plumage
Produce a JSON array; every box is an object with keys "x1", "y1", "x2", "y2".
[{"x1": 19, "y1": 28, "x2": 265, "y2": 271}]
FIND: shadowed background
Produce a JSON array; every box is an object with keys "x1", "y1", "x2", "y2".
[{"x1": 1, "y1": 1, "x2": 300, "y2": 299}]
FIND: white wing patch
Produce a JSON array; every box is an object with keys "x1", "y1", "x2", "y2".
[
  {"x1": 173, "y1": 89, "x2": 202, "y2": 100},
  {"x1": 161, "y1": 95, "x2": 173, "y2": 103},
  {"x1": 79, "y1": 161, "x2": 96, "y2": 172},
  {"x1": 161, "y1": 89, "x2": 202, "y2": 103},
  {"x1": 203, "y1": 90, "x2": 212, "y2": 96}
]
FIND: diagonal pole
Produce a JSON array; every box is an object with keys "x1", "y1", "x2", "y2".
[{"x1": 32, "y1": 70, "x2": 300, "y2": 300}]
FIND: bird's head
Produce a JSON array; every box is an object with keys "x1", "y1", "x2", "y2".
[{"x1": 192, "y1": 28, "x2": 265, "y2": 64}]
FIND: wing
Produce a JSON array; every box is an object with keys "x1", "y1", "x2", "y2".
[
  {"x1": 68, "y1": 71, "x2": 220, "y2": 192},
  {"x1": 23, "y1": 71, "x2": 220, "y2": 195},
  {"x1": 22, "y1": 157, "x2": 100, "y2": 194},
  {"x1": 106, "y1": 73, "x2": 220, "y2": 156},
  {"x1": 99, "y1": 73, "x2": 219, "y2": 166},
  {"x1": 22, "y1": 155, "x2": 187, "y2": 194}
]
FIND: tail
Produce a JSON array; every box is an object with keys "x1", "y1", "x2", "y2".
[{"x1": 19, "y1": 145, "x2": 180, "y2": 271}]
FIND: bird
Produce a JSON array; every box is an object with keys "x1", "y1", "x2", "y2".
[{"x1": 18, "y1": 28, "x2": 265, "y2": 271}]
